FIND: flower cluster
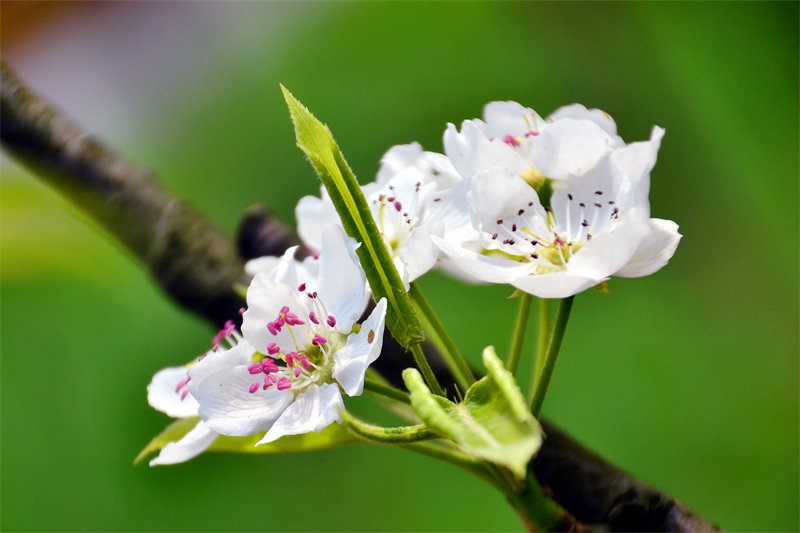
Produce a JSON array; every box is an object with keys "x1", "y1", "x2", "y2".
[
  {"x1": 145, "y1": 99, "x2": 680, "y2": 464},
  {"x1": 297, "y1": 101, "x2": 680, "y2": 297}
]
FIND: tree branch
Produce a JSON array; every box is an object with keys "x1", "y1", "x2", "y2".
[{"x1": 0, "y1": 62, "x2": 721, "y2": 532}]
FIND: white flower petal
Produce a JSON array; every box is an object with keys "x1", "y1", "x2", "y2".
[
  {"x1": 611, "y1": 126, "x2": 665, "y2": 216},
  {"x1": 378, "y1": 142, "x2": 422, "y2": 182},
  {"x1": 444, "y1": 121, "x2": 528, "y2": 180},
  {"x1": 318, "y1": 224, "x2": 366, "y2": 334},
  {"x1": 244, "y1": 256, "x2": 282, "y2": 277},
  {"x1": 432, "y1": 234, "x2": 536, "y2": 284},
  {"x1": 482, "y1": 100, "x2": 545, "y2": 139},
  {"x1": 399, "y1": 226, "x2": 440, "y2": 283},
  {"x1": 190, "y1": 351, "x2": 294, "y2": 437},
  {"x1": 269, "y1": 246, "x2": 301, "y2": 286},
  {"x1": 616, "y1": 218, "x2": 682, "y2": 278},
  {"x1": 333, "y1": 298, "x2": 387, "y2": 396},
  {"x1": 547, "y1": 103, "x2": 623, "y2": 145},
  {"x1": 418, "y1": 178, "x2": 478, "y2": 246},
  {"x1": 149, "y1": 421, "x2": 218, "y2": 466},
  {"x1": 510, "y1": 270, "x2": 604, "y2": 299},
  {"x1": 468, "y1": 168, "x2": 544, "y2": 242},
  {"x1": 296, "y1": 187, "x2": 339, "y2": 253},
  {"x1": 147, "y1": 366, "x2": 199, "y2": 419},
  {"x1": 566, "y1": 219, "x2": 651, "y2": 280},
  {"x1": 533, "y1": 118, "x2": 614, "y2": 180},
  {"x1": 258, "y1": 383, "x2": 344, "y2": 444},
  {"x1": 242, "y1": 273, "x2": 309, "y2": 354}
]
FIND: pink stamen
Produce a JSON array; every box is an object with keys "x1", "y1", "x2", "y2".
[
  {"x1": 300, "y1": 356, "x2": 312, "y2": 371},
  {"x1": 238, "y1": 308, "x2": 246, "y2": 315},
  {"x1": 327, "y1": 315, "x2": 336, "y2": 327},
  {"x1": 285, "y1": 353, "x2": 295, "y2": 367},
  {"x1": 277, "y1": 377, "x2": 291, "y2": 391},
  {"x1": 298, "y1": 283, "x2": 306, "y2": 291},
  {"x1": 175, "y1": 378, "x2": 190, "y2": 393},
  {"x1": 180, "y1": 389, "x2": 189, "y2": 401},
  {"x1": 503, "y1": 135, "x2": 521, "y2": 147},
  {"x1": 309, "y1": 312, "x2": 319, "y2": 325},
  {"x1": 313, "y1": 253, "x2": 320, "y2": 260},
  {"x1": 263, "y1": 359, "x2": 279, "y2": 374},
  {"x1": 394, "y1": 201, "x2": 402, "y2": 212},
  {"x1": 249, "y1": 383, "x2": 260, "y2": 394},
  {"x1": 525, "y1": 131, "x2": 540, "y2": 137},
  {"x1": 280, "y1": 306, "x2": 290, "y2": 314},
  {"x1": 266, "y1": 342, "x2": 280, "y2": 355},
  {"x1": 248, "y1": 363, "x2": 264, "y2": 375},
  {"x1": 283, "y1": 311, "x2": 305, "y2": 326},
  {"x1": 312, "y1": 334, "x2": 327, "y2": 346},
  {"x1": 267, "y1": 322, "x2": 279, "y2": 335},
  {"x1": 294, "y1": 367, "x2": 301, "y2": 378}
]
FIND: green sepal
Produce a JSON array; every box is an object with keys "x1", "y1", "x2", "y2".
[
  {"x1": 281, "y1": 85, "x2": 423, "y2": 349},
  {"x1": 508, "y1": 288, "x2": 527, "y2": 299},
  {"x1": 135, "y1": 417, "x2": 357, "y2": 465},
  {"x1": 341, "y1": 411, "x2": 437, "y2": 444},
  {"x1": 402, "y1": 348, "x2": 543, "y2": 480}
]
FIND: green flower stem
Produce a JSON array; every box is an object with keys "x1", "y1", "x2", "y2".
[
  {"x1": 410, "y1": 343, "x2": 445, "y2": 397},
  {"x1": 530, "y1": 298, "x2": 553, "y2": 395},
  {"x1": 401, "y1": 442, "x2": 506, "y2": 492},
  {"x1": 507, "y1": 292, "x2": 533, "y2": 376},
  {"x1": 341, "y1": 411, "x2": 436, "y2": 444},
  {"x1": 363, "y1": 377, "x2": 411, "y2": 404},
  {"x1": 529, "y1": 296, "x2": 575, "y2": 419},
  {"x1": 507, "y1": 472, "x2": 575, "y2": 532},
  {"x1": 408, "y1": 282, "x2": 474, "y2": 392}
]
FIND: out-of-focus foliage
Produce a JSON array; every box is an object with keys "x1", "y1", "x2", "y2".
[{"x1": 1, "y1": 2, "x2": 797, "y2": 531}]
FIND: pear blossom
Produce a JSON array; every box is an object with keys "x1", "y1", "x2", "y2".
[
  {"x1": 296, "y1": 143, "x2": 478, "y2": 286},
  {"x1": 145, "y1": 320, "x2": 243, "y2": 466},
  {"x1": 188, "y1": 224, "x2": 387, "y2": 445},
  {"x1": 433, "y1": 125, "x2": 681, "y2": 298},
  {"x1": 443, "y1": 101, "x2": 630, "y2": 191}
]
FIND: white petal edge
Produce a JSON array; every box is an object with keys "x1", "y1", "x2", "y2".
[
  {"x1": 318, "y1": 224, "x2": 367, "y2": 334},
  {"x1": 149, "y1": 421, "x2": 218, "y2": 466},
  {"x1": 399, "y1": 226, "x2": 441, "y2": 283},
  {"x1": 258, "y1": 382, "x2": 345, "y2": 445},
  {"x1": 333, "y1": 298, "x2": 387, "y2": 396},
  {"x1": 147, "y1": 366, "x2": 199, "y2": 419},
  {"x1": 432, "y1": 235, "x2": 536, "y2": 284},
  {"x1": 510, "y1": 270, "x2": 604, "y2": 299},
  {"x1": 616, "y1": 219, "x2": 682, "y2": 278}
]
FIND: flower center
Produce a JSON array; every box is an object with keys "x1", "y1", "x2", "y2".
[
  {"x1": 246, "y1": 289, "x2": 345, "y2": 396},
  {"x1": 372, "y1": 181, "x2": 423, "y2": 256},
  {"x1": 490, "y1": 190, "x2": 620, "y2": 274}
]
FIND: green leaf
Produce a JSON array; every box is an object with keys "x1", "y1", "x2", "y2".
[
  {"x1": 207, "y1": 422, "x2": 357, "y2": 454},
  {"x1": 280, "y1": 85, "x2": 423, "y2": 349},
  {"x1": 135, "y1": 418, "x2": 357, "y2": 464},
  {"x1": 403, "y1": 347, "x2": 543, "y2": 480},
  {"x1": 134, "y1": 417, "x2": 199, "y2": 465}
]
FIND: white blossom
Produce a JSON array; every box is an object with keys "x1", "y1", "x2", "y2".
[
  {"x1": 296, "y1": 143, "x2": 477, "y2": 286},
  {"x1": 189, "y1": 225, "x2": 386, "y2": 445},
  {"x1": 434, "y1": 120, "x2": 681, "y2": 297}
]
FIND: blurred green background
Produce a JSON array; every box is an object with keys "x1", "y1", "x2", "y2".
[{"x1": 1, "y1": 2, "x2": 797, "y2": 531}]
